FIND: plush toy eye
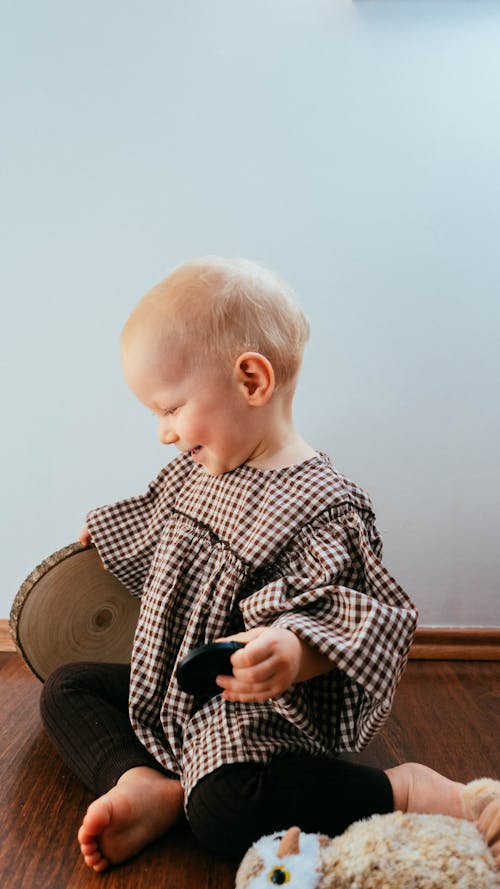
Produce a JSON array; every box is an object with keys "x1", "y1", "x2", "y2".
[{"x1": 268, "y1": 866, "x2": 291, "y2": 885}]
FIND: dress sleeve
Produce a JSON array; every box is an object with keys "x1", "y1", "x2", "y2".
[
  {"x1": 239, "y1": 507, "x2": 418, "y2": 750},
  {"x1": 86, "y1": 454, "x2": 193, "y2": 596}
]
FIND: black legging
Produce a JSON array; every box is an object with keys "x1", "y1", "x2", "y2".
[{"x1": 40, "y1": 662, "x2": 393, "y2": 858}]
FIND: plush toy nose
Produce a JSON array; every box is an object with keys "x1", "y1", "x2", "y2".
[{"x1": 277, "y1": 826, "x2": 301, "y2": 857}]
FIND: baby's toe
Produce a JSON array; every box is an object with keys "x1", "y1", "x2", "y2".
[
  {"x1": 493, "y1": 843, "x2": 500, "y2": 868},
  {"x1": 83, "y1": 851, "x2": 101, "y2": 867},
  {"x1": 77, "y1": 825, "x2": 95, "y2": 846},
  {"x1": 462, "y1": 779, "x2": 500, "y2": 821},
  {"x1": 477, "y1": 800, "x2": 500, "y2": 842},
  {"x1": 92, "y1": 857, "x2": 110, "y2": 873}
]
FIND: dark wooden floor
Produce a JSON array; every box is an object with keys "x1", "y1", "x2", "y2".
[{"x1": 0, "y1": 653, "x2": 498, "y2": 889}]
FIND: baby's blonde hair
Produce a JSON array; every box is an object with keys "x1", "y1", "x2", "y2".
[{"x1": 123, "y1": 257, "x2": 310, "y2": 389}]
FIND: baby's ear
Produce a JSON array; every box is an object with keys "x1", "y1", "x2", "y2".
[{"x1": 234, "y1": 352, "x2": 275, "y2": 405}]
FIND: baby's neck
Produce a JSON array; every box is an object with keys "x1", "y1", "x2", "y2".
[{"x1": 246, "y1": 432, "x2": 318, "y2": 471}]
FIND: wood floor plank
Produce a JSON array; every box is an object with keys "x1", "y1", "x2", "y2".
[{"x1": 1, "y1": 653, "x2": 498, "y2": 889}]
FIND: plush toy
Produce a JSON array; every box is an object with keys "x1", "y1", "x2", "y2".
[{"x1": 235, "y1": 779, "x2": 500, "y2": 888}]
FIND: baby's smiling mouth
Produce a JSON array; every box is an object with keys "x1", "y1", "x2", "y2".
[{"x1": 191, "y1": 445, "x2": 202, "y2": 458}]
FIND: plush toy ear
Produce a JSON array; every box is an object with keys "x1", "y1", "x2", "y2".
[{"x1": 277, "y1": 827, "x2": 301, "y2": 857}]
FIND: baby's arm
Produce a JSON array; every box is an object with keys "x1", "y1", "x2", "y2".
[{"x1": 215, "y1": 627, "x2": 332, "y2": 703}]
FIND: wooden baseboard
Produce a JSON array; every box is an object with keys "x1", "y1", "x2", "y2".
[
  {"x1": 1, "y1": 619, "x2": 499, "y2": 659},
  {"x1": 409, "y1": 627, "x2": 500, "y2": 660}
]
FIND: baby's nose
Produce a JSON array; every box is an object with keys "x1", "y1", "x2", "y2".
[{"x1": 158, "y1": 421, "x2": 179, "y2": 445}]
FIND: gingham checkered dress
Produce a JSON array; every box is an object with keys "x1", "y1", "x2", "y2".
[{"x1": 87, "y1": 452, "x2": 417, "y2": 807}]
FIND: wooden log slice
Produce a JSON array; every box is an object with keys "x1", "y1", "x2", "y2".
[{"x1": 9, "y1": 543, "x2": 140, "y2": 681}]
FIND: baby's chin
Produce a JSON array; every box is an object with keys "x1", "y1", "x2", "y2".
[
  {"x1": 198, "y1": 458, "x2": 239, "y2": 477},
  {"x1": 189, "y1": 445, "x2": 247, "y2": 476},
  {"x1": 200, "y1": 465, "x2": 231, "y2": 477}
]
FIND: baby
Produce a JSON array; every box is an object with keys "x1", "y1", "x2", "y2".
[{"x1": 40, "y1": 257, "x2": 498, "y2": 872}]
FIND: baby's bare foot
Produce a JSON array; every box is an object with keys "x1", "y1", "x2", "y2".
[
  {"x1": 77, "y1": 767, "x2": 184, "y2": 872},
  {"x1": 386, "y1": 764, "x2": 500, "y2": 867},
  {"x1": 385, "y1": 762, "x2": 464, "y2": 818}
]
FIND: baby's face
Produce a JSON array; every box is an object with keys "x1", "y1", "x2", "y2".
[{"x1": 121, "y1": 334, "x2": 264, "y2": 475}]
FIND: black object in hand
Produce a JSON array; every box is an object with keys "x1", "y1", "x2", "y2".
[{"x1": 176, "y1": 641, "x2": 245, "y2": 696}]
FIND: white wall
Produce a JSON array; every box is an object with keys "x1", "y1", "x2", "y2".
[{"x1": 2, "y1": 1, "x2": 499, "y2": 625}]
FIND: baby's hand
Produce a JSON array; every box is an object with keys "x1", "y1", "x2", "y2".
[
  {"x1": 215, "y1": 627, "x2": 302, "y2": 703},
  {"x1": 79, "y1": 526, "x2": 92, "y2": 547}
]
